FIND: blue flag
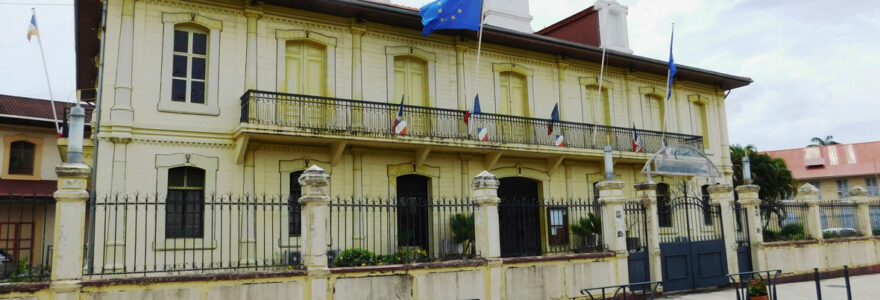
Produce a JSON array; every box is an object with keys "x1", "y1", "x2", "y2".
[
  {"x1": 667, "y1": 27, "x2": 676, "y2": 100},
  {"x1": 548, "y1": 103, "x2": 560, "y2": 135},
  {"x1": 473, "y1": 94, "x2": 481, "y2": 115},
  {"x1": 420, "y1": 0, "x2": 482, "y2": 36}
]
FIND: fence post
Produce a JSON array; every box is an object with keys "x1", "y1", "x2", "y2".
[
  {"x1": 472, "y1": 170, "x2": 502, "y2": 300},
  {"x1": 736, "y1": 184, "x2": 766, "y2": 271},
  {"x1": 298, "y1": 165, "x2": 331, "y2": 299},
  {"x1": 598, "y1": 180, "x2": 629, "y2": 284},
  {"x1": 635, "y1": 182, "x2": 662, "y2": 282},
  {"x1": 796, "y1": 183, "x2": 824, "y2": 240},
  {"x1": 850, "y1": 186, "x2": 872, "y2": 236},
  {"x1": 50, "y1": 162, "x2": 90, "y2": 297},
  {"x1": 708, "y1": 184, "x2": 739, "y2": 275}
]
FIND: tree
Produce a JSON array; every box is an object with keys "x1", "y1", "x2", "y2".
[
  {"x1": 730, "y1": 144, "x2": 798, "y2": 228},
  {"x1": 809, "y1": 135, "x2": 839, "y2": 147}
]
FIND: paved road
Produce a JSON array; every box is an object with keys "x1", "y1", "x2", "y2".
[{"x1": 664, "y1": 273, "x2": 879, "y2": 300}]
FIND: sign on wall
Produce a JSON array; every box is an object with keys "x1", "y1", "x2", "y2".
[{"x1": 643, "y1": 145, "x2": 719, "y2": 178}]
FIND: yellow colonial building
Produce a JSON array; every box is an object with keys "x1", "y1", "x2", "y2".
[{"x1": 72, "y1": 0, "x2": 751, "y2": 272}]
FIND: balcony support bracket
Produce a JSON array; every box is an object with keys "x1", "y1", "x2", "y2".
[
  {"x1": 330, "y1": 141, "x2": 347, "y2": 166},
  {"x1": 485, "y1": 151, "x2": 502, "y2": 170},
  {"x1": 547, "y1": 155, "x2": 564, "y2": 174},
  {"x1": 414, "y1": 146, "x2": 431, "y2": 169},
  {"x1": 234, "y1": 135, "x2": 250, "y2": 164}
]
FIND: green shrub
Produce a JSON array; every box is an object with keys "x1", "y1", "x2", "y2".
[
  {"x1": 449, "y1": 213, "x2": 475, "y2": 256},
  {"x1": 571, "y1": 213, "x2": 601, "y2": 237},
  {"x1": 333, "y1": 248, "x2": 378, "y2": 267},
  {"x1": 748, "y1": 278, "x2": 768, "y2": 297},
  {"x1": 378, "y1": 248, "x2": 428, "y2": 264},
  {"x1": 6, "y1": 255, "x2": 49, "y2": 282},
  {"x1": 762, "y1": 229, "x2": 781, "y2": 242},
  {"x1": 780, "y1": 223, "x2": 805, "y2": 237},
  {"x1": 873, "y1": 229, "x2": 880, "y2": 236}
]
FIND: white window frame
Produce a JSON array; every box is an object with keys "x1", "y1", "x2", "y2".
[
  {"x1": 154, "y1": 153, "x2": 219, "y2": 250},
  {"x1": 836, "y1": 179, "x2": 849, "y2": 200},
  {"x1": 159, "y1": 13, "x2": 222, "y2": 115}
]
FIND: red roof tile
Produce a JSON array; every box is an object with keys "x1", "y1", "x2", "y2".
[
  {"x1": 0, "y1": 94, "x2": 94, "y2": 126},
  {"x1": 763, "y1": 142, "x2": 880, "y2": 180}
]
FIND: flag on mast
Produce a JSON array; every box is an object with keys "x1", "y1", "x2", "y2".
[
  {"x1": 548, "y1": 103, "x2": 560, "y2": 135},
  {"x1": 472, "y1": 95, "x2": 489, "y2": 141},
  {"x1": 419, "y1": 0, "x2": 483, "y2": 36},
  {"x1": 394, "y1": 96, "x2": 407, "y2": 135},
  {"x1": 631, "y1": 123, "x2": 643, "y2": 153},
  {"x1": 27, "y1": 14, "x2": 39, "y2": 41},
  {"x1": 666, "y1": 26, "x2": 677, "y2": 100}
]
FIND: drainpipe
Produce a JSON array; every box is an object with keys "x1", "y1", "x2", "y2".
[{"x1": 86, "y1": 0, "x2": 109, "y2": 274}]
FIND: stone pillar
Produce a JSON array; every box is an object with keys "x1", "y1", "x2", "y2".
[
  {"x1": 635, "y1": 182, "x2": 662, "y2": 282},
  {"x1": 708, "y1": 184, "x2": 738, "y2": 275},
  {"x1": 351, "y1": 148, "x2": 367, "y2": 247},
  {"x1": 472, "y1": 171, "x2": 502, "y2": 300},
  {"x1": 598, "y1": 180, "x2": 629, "y2": 285},
  {"x1": 299, "y1": 165, "x2": 331, "y2": 300},
  {"x1": 850, "y1": 186, "x2": 872, "y2": 236},
  {"x1": 796, "y1": 183, "x2": 824, "y2": 240},
  {"x1": 736, "y1": 184, "x2": 766, "y2": 272},
  {"x1": 51, "y1": 163, "x2": 90, "y2": 299}
]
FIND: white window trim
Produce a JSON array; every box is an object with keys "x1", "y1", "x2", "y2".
[
  {"x1": 278, "y1": 159, "x2": 331, "y2": 248},
  {"x1": 385, "y1": 46, "x2": 437, "y2": 106},
  {"x1": 154, "y1": 153, "x2": 219, "y2": 250},
  {"x1": 275, "y1": 29, "x2": 337, "y2": 97},
  {"x1": 492, "y1": 63, "x2": 536, "y2": 117},
  {"x1": 579, "y1": 77, "x2": 613, "y2": 125},
  {"x1": 159, "y1": 13, "x2": 222, "y2": 115}
]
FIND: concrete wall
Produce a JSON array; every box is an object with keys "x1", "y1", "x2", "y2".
[
  {"x1": 758, "y1": 238, "x2": 880, "y2": 275},
  {"x1": 0, "y1": 254, "x2": 625, "y2": 300}
]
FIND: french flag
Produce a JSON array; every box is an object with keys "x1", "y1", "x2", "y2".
[
  {"x1": 394, "y1": 96, "x2": 406, "y2": 135},
  {"x1": 631, "y1": 123, "x2": 643, "y2": 153}
]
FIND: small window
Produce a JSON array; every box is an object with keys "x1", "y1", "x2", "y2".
[
  {"x1": 836, "y1": 179, "x2": 849, "y2": 200},
  {"x1": 166, "y1": 167, "x2": 205, "y2": 238},
  {"x1": 547, "y1": 207, "x2": 569, "y2": 246},
  {"x1": 289, "y1": 171, "x2": 304, "y2": 237},
  {"x1": 170, "y1": 26, "x2": 208, "y2": 104},
  {"x1": 657, "y1": 183, "x2": 672, "y2": 227},
  {"x1": 866, "y1": 177, "x2": 879, "y2": 197},
  {"x1": 8, "y1": 141, "x2": 35, "y2": 175}
]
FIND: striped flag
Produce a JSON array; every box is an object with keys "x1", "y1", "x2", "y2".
[
  {"x1": 477, "y1": 127, "x2": 489, "y2": 141},
  {"x1": 631, "y1": 123, "x2": 643, "y2": 153},
  {"x1": 555, "y1": 135, "x2": 564, "y2": 147},
  {"x1": 548, "y1": 103, "x2": 560, "y2": 135},
  {"x1": 27, "y1": 14, "x2": 39, "y2": 41},
  {"x1": 393, "y1": 96, "x2": 407, "y2": 135}
]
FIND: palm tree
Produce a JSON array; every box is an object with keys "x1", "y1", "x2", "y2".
[
  {"x1": 730, "y1": 144, "x2": 798, "y2": 228},
  {"x1": 809, "y1": 135, "x2": 839, "y2": 147}
]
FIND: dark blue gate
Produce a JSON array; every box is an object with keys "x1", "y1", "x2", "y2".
[
  {"x1": 657, "y1": 183, "x2": 728, "y2": 291},
  {"x1": 735, "y1": 203, "x2": 753, "y2": 273},
  {"x1": 625, "y1": 201, "x2": 651, "y2": 284}
]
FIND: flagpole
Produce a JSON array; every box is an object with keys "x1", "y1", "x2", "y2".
[
  {"x1": 32, "y1": 8, "x2": 61, "y2": 135},
  {"x1": 467, "y1": 0, "x2": 486, "y2": 136},
  {"x1": 661, "y1": 23, "x2": 675, "y2": 146}
]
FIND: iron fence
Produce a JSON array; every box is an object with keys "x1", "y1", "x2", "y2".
[
  {"x1": 0, "y1": 198, "x2": 54, "y2": 282},
  {"x1": 734, "y1": 203, "x2": 750, "y2": 246},
  {"x1": 761, "y1": 202, "x2": 810, "y2": 241},
  {"x1": 86, "y1": 193, "x2": 304, "y2": 277},
  {"x1": 240, "y1": 90, "x2": 703, "y2": 153},
  {"x1": 496, "y1": 197, "x2": 603, "y2": 257},
  {"x1": 870, "y1": 202, "x2": 880, "y2": 236},
  {"x1": 623, "y1": 201, "x2": 648, "y2": 252},
  {"x1": 819, "y1": 201, "x2": 860, "y2": 238},
  {"x1": 328, "y1": 196, "x2": 477, "y2": 265}
]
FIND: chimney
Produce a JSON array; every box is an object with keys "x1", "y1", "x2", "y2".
[
  {"x1": 595, "y1": 0, "x2": 631, "y2": 53},
  {"x1": 483, "y1": 0, "x2": 533, "y2": 33}
]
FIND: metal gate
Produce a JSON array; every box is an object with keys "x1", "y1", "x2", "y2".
[
  {"x1": 625, "y1": 201, "x2": 651, "y2": 284},
  {"x1": 734, "y1": 203, "x2": 753, "y2": 273},
  {"x1": 658, "y1": 182, "x2": 728, "y2": 291}
]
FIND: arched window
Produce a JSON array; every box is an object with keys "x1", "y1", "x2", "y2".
[
  {"x1": 394, "y1": 56, "x2": 429, "y2": 107},
  {"x1": 289, "y1": 171, "x2": 304, "y2": 237},
  {"x1": 8, "y1": 141, "x2": 35, "y2": 175},
  {"x1": 657, "y1": 183, "x2": 671, "y2": 227},
  {"x1": 499, "y1": 71, "x2": 528, "y2": 117},
  {"x1": 644, "y1": 94, "x2": 665, "y2": 131},
  {"x1": 171, "y1": 24, "x2": 209, "y2": 104},
  {"x1": 284, "y1": 41, "x2": 327, "y2": 96},
  {"x1": 166, "y1": 166, "x2": 205, "y2": 238},
  {"x1": 585, "y1": 87, "x2": 611, "y2": 126}
]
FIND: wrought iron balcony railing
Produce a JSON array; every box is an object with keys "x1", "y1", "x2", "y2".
[{"x1": 240, "y1": 90, "x2": 703, "y2": 153}]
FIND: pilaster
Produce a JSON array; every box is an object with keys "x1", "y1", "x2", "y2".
[
  {"x1": 635, "y1": 182, "x2": 661, "y2": 282},
  {"x1": 850, "y1": 186, "x2": 872, "y2": 236},
  {"x1": 598, "y1": 180, "x2": 628, "y2": 284},
  {"x1": 299, "y1": 165, "x2": 331, "y2": 300},
  {"x1": 244, "y1": 7, "x2": 263, "y2": 90},
  {"x1": 735, "y1": 184, "x2": 765, "y2": 271},
  {"x1": 51, "y1": 163, "x2": 91, "y2": 299},
  {"x1": 708, "y1": 184, "x2": 738, "y2": 275},
  {"x1": 471, "y1": 170, "x2": 502, "y2": 300},
  {"x1": 796, "y1": 183, "x2": 824, "y2": 240}
]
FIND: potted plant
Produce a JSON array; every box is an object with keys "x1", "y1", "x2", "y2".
[
  {"x1": 449, "y1": 213, "x2": 475, "y2": 257},
  {"x1": 748, "y1": 278, "x2": 768, "y2": 300},
  {"x1": 570, "y1": 213, "x2": 601, "y2": 252}
]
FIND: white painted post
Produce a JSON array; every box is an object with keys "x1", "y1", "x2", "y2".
[
  {"x1": 598, "y1": 180, "x2": 629, "y2": 285},
  {"x1": 299, "y1": 165, "x2": 331, "y2": 300},
  {"x1": 635, "y1": 182, "x2": 662, "y2": 282},
  {"x1": 708, "y1": 184, "x2": 738, "y2": 275},
  {"x1": 735, "y1": 184, "x2": 766, "y2": 272},
  {"x1": 472, "y1": 170, "x2": 502, "y2": 300},
  {"x1": 796, "y1": 183, "x2": 823, "y2": 240},
  {"x1": 51, "y1": 162, "x2": 90, "y2": 299},
  {"x1": 850, "y1": 186, "x2": 872, "y2": 236}
]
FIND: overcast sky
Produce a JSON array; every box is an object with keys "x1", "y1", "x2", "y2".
[{"x1": 2, "y1": 0, "x2": 879, "y2": 151}]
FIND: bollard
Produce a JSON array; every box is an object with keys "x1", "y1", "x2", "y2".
[
  {"x1": 844, "y1": 265, "x2": 852, "y2": 300},
  {"x1": 814, "y1": 267, "x2": 822, "y2": 300}
]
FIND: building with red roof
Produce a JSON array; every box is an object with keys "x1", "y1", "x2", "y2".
[{"x1": 763, "y1": 142, "x2": 880, "y2": 200}]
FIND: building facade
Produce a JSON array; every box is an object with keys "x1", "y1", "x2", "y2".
[
  {"x1": 765, "y1": 142, "x2": 880, "y2": 200},
  {"x1": 73, "y1": 0, "x2": 751, "y2": 271}
]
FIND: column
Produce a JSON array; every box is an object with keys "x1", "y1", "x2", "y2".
[
  {"x1": 472, "y1": 171, "x2": 502, "y2": 300},
  {"x1": 299, "y1": 165, "x2": 331, "y2": 300},
  {"x1": 635, "y1": 182, "x2": 662, "y2": 282},
  {"x1": 455, "y1": 44, "x2": 467, "y2": 110},
  {"x1": 110, "y1": 0, "x2": 135, "y2": 126},
  {"x1": 556, "y1": 60, "x2": 568, "y2": 120},
  {"x1": 708, "y1": 184, "x2": 738, "y2": 275},
  {"x1": 796, "y1": 183, "x2": 824, "y2": 240},
  {"x1": 244, "y1": 8, "x2": 262, "y2": 90},
  {"x1": 736, "y1": 184, "x2": 766, "y2": 272},
  {"x1": 240, "y1": 150, "x2": 256, "y2": 265},
  {"x1": 351, "y1": 22, "x2": 366, "y2": 130},
  {"x1": 51, "y1": 163, "x2": 90, "y2": 299},
  {"x1": 351, "y1": 148, "x2": 366, "y2": 247},
  {"x1": 850, "y1": 186, "x2": 872, "y2": 236},
  {"x1": 598, "y1": 180, "x2": 629, "y2": 285}
]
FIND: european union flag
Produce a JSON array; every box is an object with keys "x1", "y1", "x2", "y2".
[{"x1": 420, "y1": 0, "x2": 482, "y2": 36}]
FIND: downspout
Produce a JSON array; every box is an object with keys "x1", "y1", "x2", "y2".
[{"x1": 86, "y1": 0, "x2": 109, "y2": 274}]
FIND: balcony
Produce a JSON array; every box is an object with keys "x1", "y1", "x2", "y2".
[{"x1": 238, "y1": 90, "x2": 702, "y2": 159}]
